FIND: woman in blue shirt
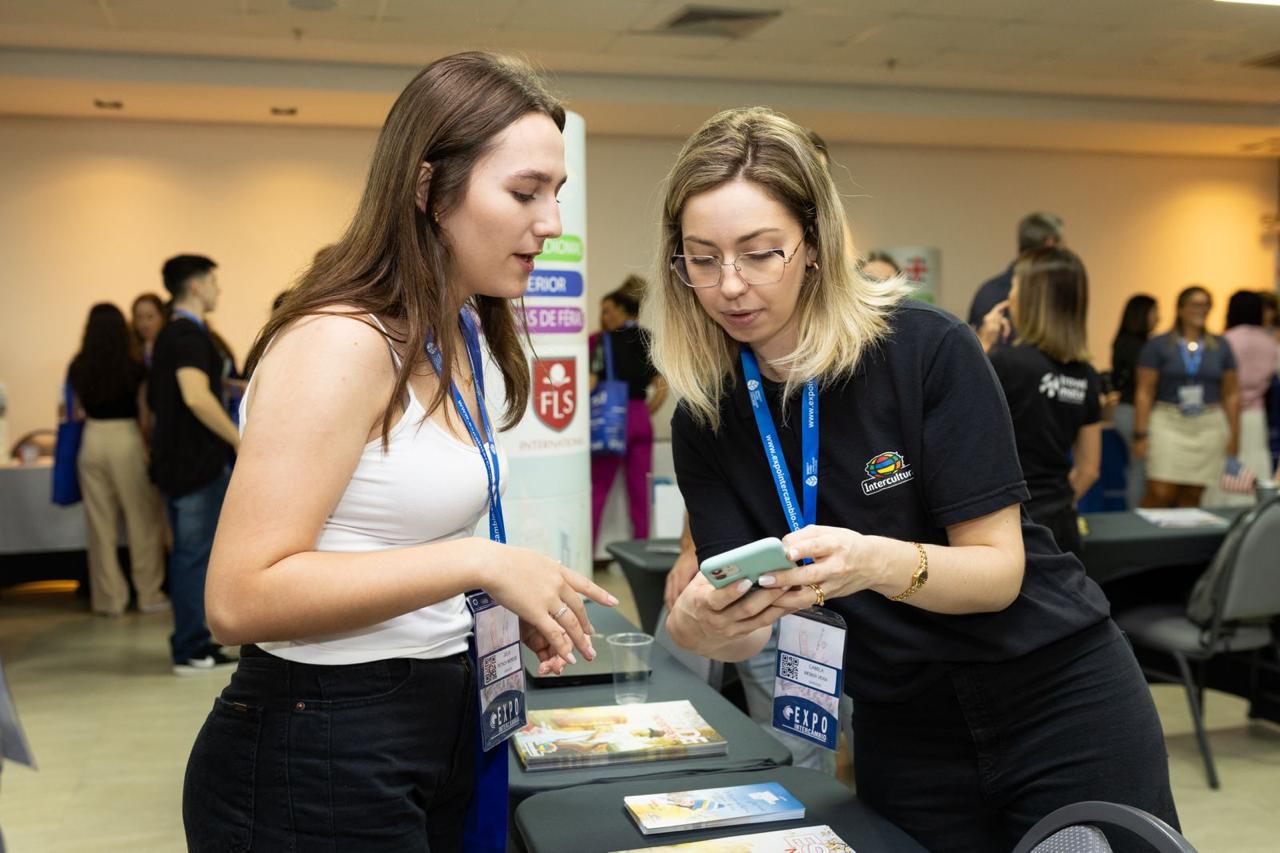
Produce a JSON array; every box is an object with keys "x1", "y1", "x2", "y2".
[{"x1": 1133, "y1": 285, "x2": 1240, "y2": 508}]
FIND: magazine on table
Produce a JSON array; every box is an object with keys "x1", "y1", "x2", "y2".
[
  {"x1": 624, "y1": 782, "x2": 804, "y2": 835},
  {"x1": 609, "y1": 824, "x2": 853, "y2": 852},
  {"x1": 511, "y1": 700, "x2": 726, "y2": 771}
]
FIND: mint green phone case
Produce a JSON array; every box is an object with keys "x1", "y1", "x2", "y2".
[{"x1": 699, "y1": 537, "x2": 794, "y2": 589}]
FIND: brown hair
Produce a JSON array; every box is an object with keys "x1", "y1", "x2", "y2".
[
  {"x1": 245, "y1": 52, "x2": 565, "y2": 445},
  {"x1": 1011, "y1": 246, "x2": 1089, "y2": 363}
]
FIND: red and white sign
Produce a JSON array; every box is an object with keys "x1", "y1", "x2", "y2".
[{"x1": 532, "y1": 357, "x2": 576, "y2": 432}]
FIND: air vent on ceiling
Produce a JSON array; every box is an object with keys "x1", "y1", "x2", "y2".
[
  {"x1": 1243, "y1": 50, "x2": 1280, "y2": 69},
  {"x1": 656, "y1": 5, "x2": 782, "y2": 39}
]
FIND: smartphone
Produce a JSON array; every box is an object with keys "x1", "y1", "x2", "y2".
[{"x1": 699, "y1": 537, "x2": 795, "y2": 589}]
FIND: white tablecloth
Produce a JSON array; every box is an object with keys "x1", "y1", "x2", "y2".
[{"x1": 0, "y1": 462, "x2": 90, "y2": 555}]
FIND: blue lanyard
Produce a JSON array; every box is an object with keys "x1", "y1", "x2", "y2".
[
  {"x1": 740, "y1": 349, "x2": 818, "y2": 535},
  {"x1": 1179, "y1": 338, "x2": 1203, "y2": 379},
  {"x1": 425, "y1": 312, "x2": 505, "y2": 544},
  {"x1": 172, "y1": 308, "x2": 204, "y2": 328}
]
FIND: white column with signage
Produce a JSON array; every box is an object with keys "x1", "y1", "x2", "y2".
[{"x1": 484, "y1": 111, "x2": 592, "y2": 579}]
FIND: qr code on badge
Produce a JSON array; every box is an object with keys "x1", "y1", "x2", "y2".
[
  {"x1": 482, "y1": 654, "x2": 498, "y2": 685},
  {"x1": 779, "y1": 653, "x2": 800, "y2": 681}
]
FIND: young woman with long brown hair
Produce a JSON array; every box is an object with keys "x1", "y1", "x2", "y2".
[{"x1": 183, "y1": 52, "x2": 614, "y2": 852}]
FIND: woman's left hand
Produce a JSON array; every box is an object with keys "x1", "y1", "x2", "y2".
[
  {"x1": 762, "y1": 525, "x2": 885, "y2": 608},
  {"x1": 521, "y1": 618, "x2": 571, "y2": 676}
]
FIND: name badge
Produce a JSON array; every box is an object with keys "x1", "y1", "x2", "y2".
[
  {"x1": 466, "y1": 592, "x2": 526, "y2": 751},
  {"x1": 772, "y1": 608, "x2": 847, "y2": 751},
  {"x1": 1177, "y1": 383, "x2": 1205, "y2": 416}
]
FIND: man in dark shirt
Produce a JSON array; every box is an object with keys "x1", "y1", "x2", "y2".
[
  {"x1": 148, "y1": 254, "x2": 240, "y2": 675},
  {"x1": 967, "y1": 212, "x2": 1064, "y2": 337}
]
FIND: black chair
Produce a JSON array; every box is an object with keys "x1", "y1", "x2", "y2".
[
  {"x1": 1115, "y1": 496, "x2": 1280, "y2": 789},
  {"x1": 1012, "y1": 801, "x2": 1197, "y2": 853}
]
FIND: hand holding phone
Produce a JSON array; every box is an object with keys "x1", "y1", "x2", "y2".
[{"x1": 699, "y1": 537, "x2": 796, "y2": 589}]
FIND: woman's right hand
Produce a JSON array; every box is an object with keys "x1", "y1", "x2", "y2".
[
  {"x1": 666, "y1": 573, "x2": 791, "y2": 660},
  {"x1": 1133, "y1": 436, "x2": 1149, "y2": 460},
  {"x1": 977, "y1": 299, "x2": 1011, "y2": 352},
  {"x1": 481, "y1": 542, "x2": 618, "y2": 667}
]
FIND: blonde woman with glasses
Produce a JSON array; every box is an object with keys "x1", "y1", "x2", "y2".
[{"x1": 655, "y1": 107, "x2": 1177, "y2": 852}]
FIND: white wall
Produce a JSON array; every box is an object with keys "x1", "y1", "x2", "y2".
[{"x1": 1, "y1": 116, "x2": 1275, "y2": 446}]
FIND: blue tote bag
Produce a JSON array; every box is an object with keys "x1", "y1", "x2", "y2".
[
  {"x1": 52, "y1": 381, "x2": 83, "y2": 506},
  {"x1": 590, "y1": 333, "x2": 628, "y2": 456}
]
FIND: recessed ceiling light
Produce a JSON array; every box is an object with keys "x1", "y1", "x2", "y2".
[
  {"x1": 271, "y1": 106, "x2": 298, "y2": 117},
  {"x1": 1215, "y1": 0, "x2": 1280, "y2": 6},
  {"x1": 93, "y1": 99, "x2": 123, "y2": 110},
  {"x1": 288, "y1": 0, "x2": 338, "y2": 10}
]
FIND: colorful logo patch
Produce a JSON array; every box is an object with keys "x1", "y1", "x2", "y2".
[{"x1": 861, "y1": 451, "x2": 913, "y2": 496}]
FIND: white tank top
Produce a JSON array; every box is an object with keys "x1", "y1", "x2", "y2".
[{"x1": 243, "y1": 315, "x2": 506, "y2": 664}]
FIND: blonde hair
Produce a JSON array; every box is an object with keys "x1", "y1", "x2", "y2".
[
  {"x1": 647, "y1": 107, "x2": 908, "y2": 429},
  {"x1": 1011, "y1": 246, "x2": 1090, "y2": 363}
]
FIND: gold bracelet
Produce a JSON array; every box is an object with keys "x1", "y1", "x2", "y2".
[{"x1": 889, "y1": 542, "x2": 929, "y2": 602}]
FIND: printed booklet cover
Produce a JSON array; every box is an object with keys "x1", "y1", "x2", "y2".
[
  {"x1": 610, "y1": 824, "x2": 854, "y2": 852},
  {"x1": 511, "y1": 700, "x2": 726, "y2": 771},
  {"x1": 624, "y1": 782, "x2": 804, "y2": 835}
]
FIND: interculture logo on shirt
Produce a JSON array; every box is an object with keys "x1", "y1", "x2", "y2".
[
  {"x1": 1038, "y1": 371, "x2": 1088, "y2": 404},
  {"x1": 861, "y1": 451, "x2": 914, "y2": 496}
]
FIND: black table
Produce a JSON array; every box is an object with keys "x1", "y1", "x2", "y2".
[
  {"x1": 515, "y1": 766, "x2": 927, "y2": 853},
  {"x1": 509, "y1": 603, "x2": 792, "y2": 809},
  {"x1": 1079, "y1": 508, "x2": 1245, "y2": 585},
  {"x1": 606, "y1": 539, "x2": 680, "y2": 636}
]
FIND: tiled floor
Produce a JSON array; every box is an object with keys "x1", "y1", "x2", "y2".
[{"x1": 1, "y1": 571, "x2": 1277, "y2": 852}]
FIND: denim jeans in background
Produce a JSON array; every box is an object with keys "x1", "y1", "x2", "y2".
[
  {"x1": 184, "y1": 645, "x2": 477, "y2": 852},
  {"x1": 164, "y1": 466, "x2": 230, "y2": 663},
  {"x1": 852, "y1": 620, "x2": 1178, "y2": 853}
]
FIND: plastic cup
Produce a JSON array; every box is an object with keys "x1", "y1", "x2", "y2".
[{"x1": 607, "y1": 632, "x2": 654, "y2": 705}]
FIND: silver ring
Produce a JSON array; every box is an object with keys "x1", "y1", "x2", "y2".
[{"x1": 551, "y1": 604, "x2": 570, "y2": 620}]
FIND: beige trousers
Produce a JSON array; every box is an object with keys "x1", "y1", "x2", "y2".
[{"x1": 77, "y1": 418, "x2": 167, "y2": 614}]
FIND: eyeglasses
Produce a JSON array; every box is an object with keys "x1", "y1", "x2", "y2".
[{"x1": 671, "y1": 239, "x2": 806, "y2": 289}]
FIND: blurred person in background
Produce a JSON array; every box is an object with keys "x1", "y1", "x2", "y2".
[
  {"x1": 131, "y1": 292, "x2": 168, "y2": 367},
  {"x1": 132, "y1": 291, "x2": 168, "y2": 440},
  {"x1": 68, "y1": 303, "x2": 168, "y2": 616},
  {"x1": 590, "y1": 279, "x2": 668, "y2": 547},
  {"x1": 858, "y1": 251, "x2": 900, "y2": 283},
  {"x1": 967, "y1": 211, "x2": 1064, "y2": 341},
  {"x1": 149, "y1": 254, "x2": 240, "y2": 674},
  {"x1": 1203, "y1": 290, "x2": 1278, "y2": 504},
  {"x1": 1110, "y1": 294, "x2": 1159, "y2": 508},
  {"x1": 1260, "y1": 291, "x2": 1280, "y2": 474},
  {"x1": 984, "y1": 247, "x2": 1100, "y2": 557},
  {"x1": 1133, "y1": 285, "x2": 1240, "y2": 508}
]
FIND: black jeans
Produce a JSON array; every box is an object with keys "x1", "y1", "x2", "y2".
[
  {"x1": 853, "y1": 620, "x2": 1178, "y2": 853},
  {"x1": 183, "y1": 645, "x2": 477, "y2": 852}
]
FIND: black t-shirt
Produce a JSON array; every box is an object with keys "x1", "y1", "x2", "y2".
[
  {"x1": 69, "y1": 359, "x2": 145, "y2": 420},
  {"x1": 1110, "y1": 332, "x2": 1146, "y2": 404},
  {"x1": 672, "y1": 302, "x2": 1110, "y2": 704},
  {"x1": 988, "y1": 344, "x2": 1101, "y2": 519},
  {"x1": 591, "y1": 325, "x2": 659, "y2": 400},
  {"x1": 966, "y1": 263, "x2": 1013, "y2": 329},
  {"x1": 147, "y1": 317, "x2": 232, "y2": 497}
]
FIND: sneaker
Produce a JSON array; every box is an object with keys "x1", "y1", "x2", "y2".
[
  {"x1": 172, "y1": 645, "x2": 238, "y2": 676},
  {"x1": 139, "y1": 600, "x2": 172, "y2": 614}
]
